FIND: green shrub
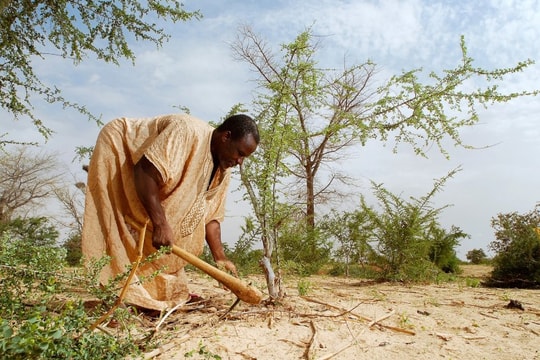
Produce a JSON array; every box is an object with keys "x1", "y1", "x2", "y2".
[
  {"x1": 356, "y1": 170, "x2": 464, "y2": 283},
  {"x1": 465, "y1": 277, "x2": 481, "y2": 288},
  {"x1": 297, "y1": 278, "x2": 312, "y2": 296},
  {"x1": 63, "y1": 232, "x2": 83, "y2": 266},
  {"x1": 488, "y1": 205, "x2": 540, "y2": 288},
  {"x1": 0, "y1": 220, "x2": 144, "y2": 359},
  {"x1": 278, "y1": 225, "x2": 332, "y2": 276},
  {"x1": 490, "y1": 235, "x2": 540, "y2": 287},
  {"x1": 0, "y1": 305, "x2": 139, "y2": 360}
]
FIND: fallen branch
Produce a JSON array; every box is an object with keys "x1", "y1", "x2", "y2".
[
  {"x1": 303, "y1": 320, "x2": 317, "y2": 360},
  {"x1": 302, "y1": 296, "x2": 415, "y2": 335},
  {"x1": 154, "y1": 300, "x2": 187, "y2": 333},
  {"x1": 139, "y1": 335, "x2": 190, "y2": 359},
  {"x1": 318, "y1": 313, "x2": 376, "y2": 360},
  {"x1": 317, "y1": 343, "x2": 355, "y2": 360},
  {"x1": 436, "y1": 332, "x2": 452, "y2": 341},
  {"x1": 479, "y1": 311, "x2": 498, "y2": 319},
  {"x1": 279, "y1": 338, "x2": 306, "y2": 348},
  {"x1": 218, "y1": 297, "x2": 241, "y2": 321},
  {"x1": 368, "y1": 309, "x2": 395, "y2": 328},
  {"x1": 376, "y1": 323, "x2": 415, "y2": 335},
  {"x1": 462, "y1": 335, "x2": 487, "y2": 340}
]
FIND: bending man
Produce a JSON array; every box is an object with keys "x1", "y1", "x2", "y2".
[{"x1": 81, "y1": 113, "x2": 259, "y2": 310}]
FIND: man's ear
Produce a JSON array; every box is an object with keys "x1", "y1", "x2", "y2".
[{"x1": 222, "y1": 130, "x2": 232, "y2": 142}]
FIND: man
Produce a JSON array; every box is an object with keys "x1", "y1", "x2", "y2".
[{"x1": 81, "y1": 113, "x2": 259, "y2": 310}]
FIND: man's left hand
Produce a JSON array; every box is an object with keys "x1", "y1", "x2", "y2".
[{"x1": 216, "y1": 259, "x2": 238, "y2": 278}]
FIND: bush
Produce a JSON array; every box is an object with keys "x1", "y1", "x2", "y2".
[
  {"x1": 278, "y1": 224, "x2": 332, "y2": 276},
  {"x1": 0, "y1": 223, "x2": 67, "y2": 314},
  {"x1": 359, "y1": 171, "x2": 462, "y2": 282},
  {"x1": 428, "y1": 225, "x2": 465, "y2": 274},
  {"x1": 490, "y1": 233, "x2": 540, "y2": 287},
  {"x1": 0, "y1": 305, "x2": 139, "y2": 360},
  {"x1": 487, "y1": 205, "x2": 540, "y2": 288},
  {"x1": 0, "y1": 219, "x2": 143, "y2": 359},
  {"x1": 63, "y1": 232, "x2": 83, "y2": 266}
]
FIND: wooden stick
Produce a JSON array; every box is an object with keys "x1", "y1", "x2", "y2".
[
  {"x1": 89, "y1": 220, "x2": 149, "y2": 331},
  {"x1": 368, "y1": 309, "x2": 395, "y2": 328}
]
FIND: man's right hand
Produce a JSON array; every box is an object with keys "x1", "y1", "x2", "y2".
[{"x1": 151, "y1": 222, "x2": 174, "y2": 250}]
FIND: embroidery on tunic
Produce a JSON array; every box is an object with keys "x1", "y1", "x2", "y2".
[{"x1": 179, "y1": 194, "x2": 205, "y2": 237}]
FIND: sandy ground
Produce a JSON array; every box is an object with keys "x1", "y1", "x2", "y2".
[{"x1": 143, "y1": 265, "x2": 540, "y2": 360}]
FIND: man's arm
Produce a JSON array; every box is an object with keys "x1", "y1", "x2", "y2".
[
  {"x1": 134, "y1": 155, "x2": 174, "y2": 249},
  {"x1": 205, "y1": 220, "x2": 238, "y2": 276}
]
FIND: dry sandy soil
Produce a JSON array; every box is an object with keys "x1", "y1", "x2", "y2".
[{"x1": 140, "y1": 265, "x2": 540, "y2": 360}]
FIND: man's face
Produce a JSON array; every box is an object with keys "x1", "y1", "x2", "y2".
[{"x1": 216, "y1": 132, "x2": 258, "y2": 170}]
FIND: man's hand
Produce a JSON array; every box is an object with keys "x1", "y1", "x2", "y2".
[
  {"x1": 151, "y1": 222, "x2": 174, "y2": 250},
  {"x1": 215, "y1": 259, "x2": 239, "y2": 291},
  {"x1": 216, "y1": 259, "x2": 238, "y2": 278}
]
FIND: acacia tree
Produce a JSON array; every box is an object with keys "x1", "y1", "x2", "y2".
[
  {"x1": 233, "y1": 27, "x2": 537, "y2": 293},
  {"x1": 233, "y1": 27, "x2": 377, "y2": 230},
  {"x1": 54, "y1": 178, "x2": 86, "y2": 265},
  {"x1": 0, "y1": 0, "x2": 200, "y2": 144},
  {"x1": 0, "y1": 147, "x2": 63, "y2": 222},
  {"x1": 466, "y1": 248, "x2": 487, "y2": 264},
  {"x1": 233, "y1": 27, "x2": 376, "y2": 295}
]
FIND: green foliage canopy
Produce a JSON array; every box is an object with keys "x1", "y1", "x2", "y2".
[
  {"x1": 320, "y1": 209, "x2": 375, "y2": 274},
  {"x1": 428, "y1": 224, "x2": 466, "y2": 274},
  {"x1": 369, "y1": 36, "x2": 539, "y2": 157},
  {"x1": 0, "y1": 0, "x2": 200, "y2": 141}
]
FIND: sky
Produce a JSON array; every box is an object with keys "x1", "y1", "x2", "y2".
[{"x1": 3, "y1": 0, "x2": 540, "y2": 259}]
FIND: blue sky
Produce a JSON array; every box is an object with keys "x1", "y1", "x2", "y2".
[{"x1": 3, "y1": 0, "x2": 540, "y2": 258}]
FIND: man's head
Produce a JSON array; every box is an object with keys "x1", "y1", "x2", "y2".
[{"x1": 212, "y1": 114, "x2": 259, "y2": 170}]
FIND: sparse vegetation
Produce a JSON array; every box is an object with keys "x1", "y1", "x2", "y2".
[{"x1": 184, "y1": 341, "x2": 222, "y2": 359}]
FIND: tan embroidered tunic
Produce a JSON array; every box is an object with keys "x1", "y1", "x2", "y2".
[{"x1": 81, "y1": 114, "x2": 230, "y2": 310}]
